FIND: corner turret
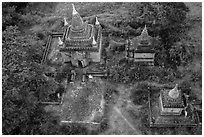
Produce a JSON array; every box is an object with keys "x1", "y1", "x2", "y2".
[
  {"x1": 64, "y1": 17, "x2": 68, "y2": 26},
  {"x1": 95, "y1": 17, "x2": 100, "y2": 26},
  {"x1": 92, "y1": 36, "x2": 97, "y2": 47}
]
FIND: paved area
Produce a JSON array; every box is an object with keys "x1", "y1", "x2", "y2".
[{"x1": 45, "y1": 77, "x2": 105, "y2": 125}]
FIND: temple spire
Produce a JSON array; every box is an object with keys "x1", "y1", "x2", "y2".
[
  {"x1": 58, "y1": 37, "x2": 63, "y2": 45},
  {"x1": 141, "y1": 25, "x2": 149, "y2": 36},
  {"x1": 64, "y1": 17, "x2": 68, "y2": 26},
  {"x1": 95, "y1": 17, "x2": 100, "y2": 25},
  {"x1": 71, "y1": 4, "x2": 84, "y2": 31},
  {"x1": 72, "y1": 4, "x2": 78, "y2": 15},
  {"x1": 169, "y1": 84, "x2": 180, "y2": 99}
]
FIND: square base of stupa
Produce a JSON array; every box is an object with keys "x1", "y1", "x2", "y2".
[{"x1": 148, "y1": 91, "x2": 199, "y2": 127}]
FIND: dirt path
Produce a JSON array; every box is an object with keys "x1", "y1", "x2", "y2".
[
  {"x1": 113, "y1": 106, "x2": 138, "y2": 133},
  {"x1": 100, "y1": 84, "x2": 143, "y2": 134}
]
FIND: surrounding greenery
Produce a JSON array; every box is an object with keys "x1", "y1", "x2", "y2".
[
  {"x1": 2, "y1": 3, "x2": 61, "y2": 134},
  {"x1": 106, "y1": 2, "x2": 196, "y2": 84}
]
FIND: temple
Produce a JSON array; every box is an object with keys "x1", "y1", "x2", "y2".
[
  {"x1": 42, "y1": 4, "x2": 103, "y2": 68},
  {"x1": 125, "y1": 25, "x2": 155, "y2": 66},
  {"x1": 159, "y1": 84, "x2": 185, "y2": 115},
  {"x1": 149, "y1": 84, "x2": 199, "y2": 127},
  {"x1": 40, "y1": 4, "x2": 104, "y2": 126},
  {"x1": 59, "y1": 4, "x2": 103, "y2": 67}
]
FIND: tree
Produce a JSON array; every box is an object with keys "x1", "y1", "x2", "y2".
[
  {"x1": 2, "y1": 3, "x2": 29, "y2": 30},
  {"x1": 154, "y1": 2, "x2": 190, "y2": 67},
  {"x1": 2, "y1": 25, "x2": 61, "y2": 134}
]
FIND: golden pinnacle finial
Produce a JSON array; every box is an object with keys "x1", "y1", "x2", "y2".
[
  {"x1": 72, "y1": 4, "x2": 78, "y2": 15},
  {"x1": 95, "y1": 17, "x2": 100, "y2": 25},
  {"x1": 142, "y1": 25, "x2": 148, "y2": 34},
  {"x1": 64, "y1": 17, "x2": 68, "y2": 26},
  {"x1": 58, "y1": 37, "x2": 63, "y2": 45}
]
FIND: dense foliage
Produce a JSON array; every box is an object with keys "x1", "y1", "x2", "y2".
[
  {"x1": 2, "y1": 3, "x2": 28, "y2": 30},
  {"x1": 107, "y1": 58, "x2": 182, "y2": 84},
  {"x1": 2, "y1": 3, "x2": 62, "y2": 134},
  {"x1": 2, "y1": 26, "x2": 43, "y2": 134}
]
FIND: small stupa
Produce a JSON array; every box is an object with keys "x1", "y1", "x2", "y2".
[{"x1": 160, "y1": 84, "x2": 185, "y2": 115}]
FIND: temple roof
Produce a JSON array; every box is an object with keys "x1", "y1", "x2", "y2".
[
  {"x1": 129, "y1": 25, "x2": 153, "y2": 51},
  {"x1": 67, "y1": 24, "x2": 93, "y2": 40},
  {"x1": 140, "y1": 25, "x2": 151, "y2": 40},
  {"x1": 62, "y1": 4, "x2": 102, "y2": 50},
  {"x1": 65, "y1": 24, "x2": 94, "y2": 47},
  {"x1": 161, "y1": 85, "x2": 185, "y2": 108}
]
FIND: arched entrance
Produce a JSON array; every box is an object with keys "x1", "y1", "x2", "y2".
[{"x1": 78, "y1": 60, "x2": 83, "y2": 68}]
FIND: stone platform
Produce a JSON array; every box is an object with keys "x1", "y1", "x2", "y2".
[
  {"x1": 148, "y1": 91, "x2": 199, "y2": 127},
  {"x1": 44, "y1": 78, "x2": 105, "y2": 127}
]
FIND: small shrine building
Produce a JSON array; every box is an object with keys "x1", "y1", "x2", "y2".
[
  {"x1": 125, "y1": 25, "x2": 155, "y2": 66},
  {"x1": 159, "y1": 84, "x2": 185, "y2": 115},
  {"x1": 149, "y1": 84, "x2": 199, "y2": 127}
]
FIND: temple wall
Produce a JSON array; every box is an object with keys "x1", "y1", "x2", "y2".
[
  {"x1": 161, "y1": 107, "x2": 183, "y2": 115},
  {"x1": 126, "y1": 52, "x2": 155, "y2": 66},
  {"x1": 127, "y1": 52, "x2": 155, "y2": 59},
  {"x1": 134, "y1": 53, "x2": 154, "y2": 58}
]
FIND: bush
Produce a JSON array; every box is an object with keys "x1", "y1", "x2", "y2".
[{"x1": 2, "y1": 25, "x2": 61, "y2": 135}]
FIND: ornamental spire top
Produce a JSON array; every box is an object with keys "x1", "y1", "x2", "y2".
[
  {"x1": 58, "y1": 37, "x2": 63, "y2": 45},
  {"x1": 71, "y1": 4, "x2": 84, "y2": 31},
  {"x1": 141, "y1": 25, "x2": 149, "y2": 36},
  {"x1": 72, "y1": 4, "x2": 78, "y2": 15},
  {"x1": 95, "y1": 17, "x2": 100, "y2": 25}
]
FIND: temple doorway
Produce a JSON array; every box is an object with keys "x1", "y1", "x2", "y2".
[{"x1": 78, "y1": 60, "x2": 83, "y2": 68}]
